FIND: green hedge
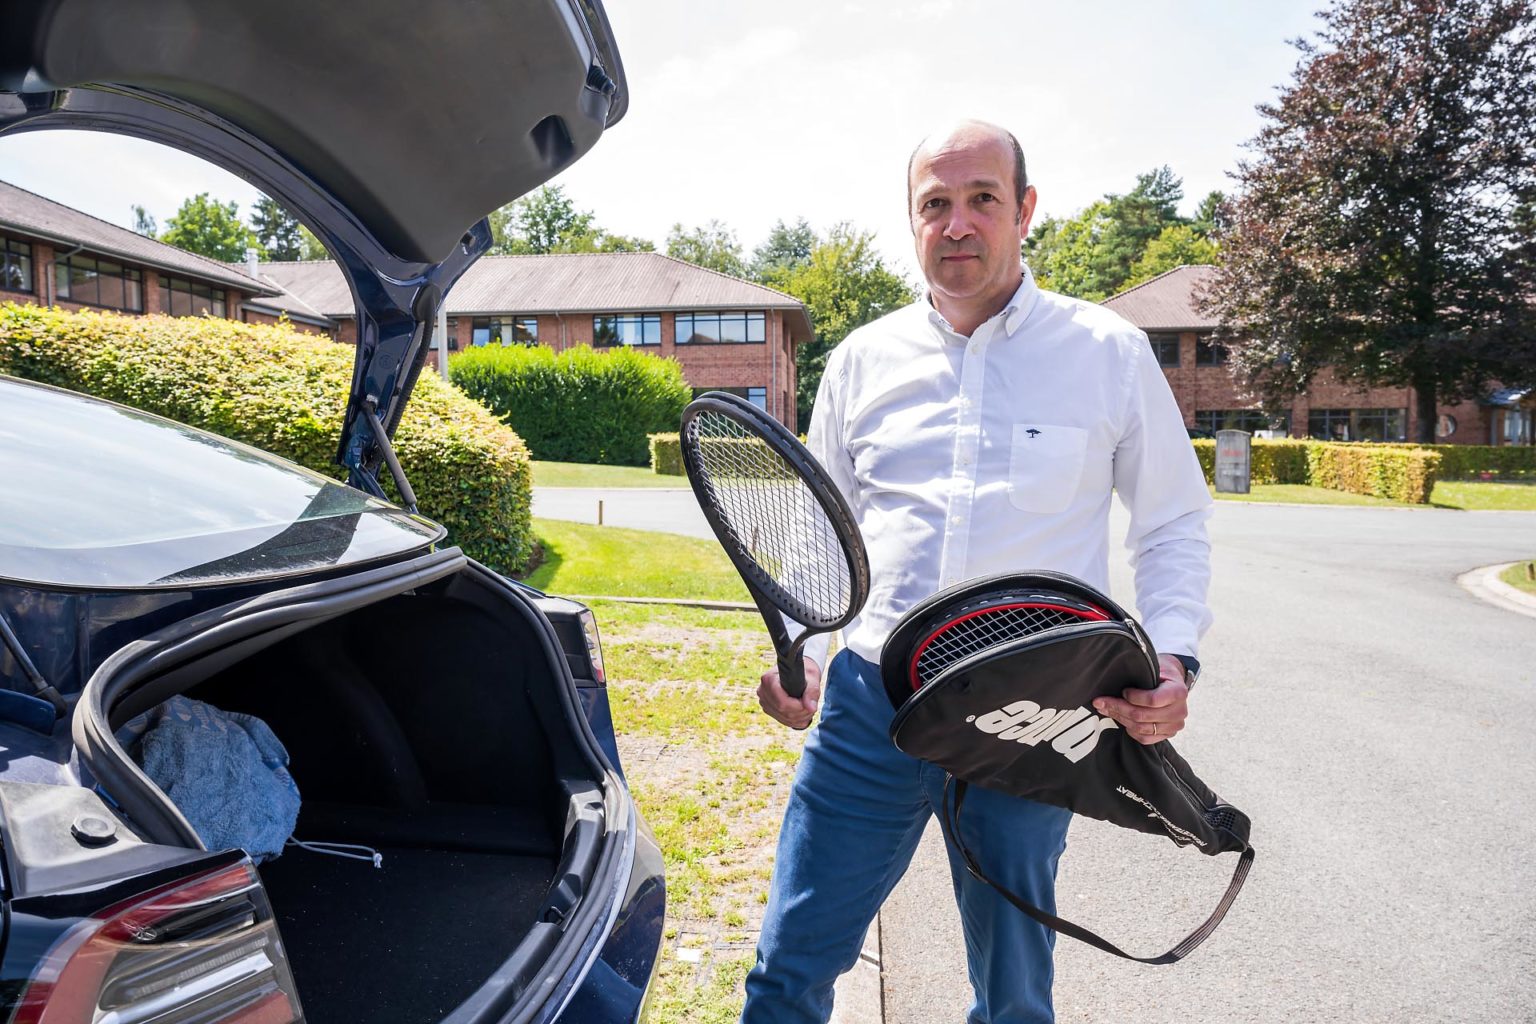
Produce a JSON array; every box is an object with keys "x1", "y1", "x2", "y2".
[
  {"x1": 0, "y1": 302, "x2": 535, "y2": 573},
  {"x1": 1416, "y1": 444, "x2": 1535, "y2": 480},
  {"x1": 649, "y1": 432, "x2": 684, "y2": 475},
  {"x1": 1306, "y1": 443, "x2": 1440, "y2": 503},
  {"x1": 450, "y1": 344, "x2": 691, "y2": 466},
  {"x1": 1191, "y1": 438, "x2": 1311, "y2": 485},
  {"x1": 1192, "y1": 437, "x2": 1442, "y2": 503}
]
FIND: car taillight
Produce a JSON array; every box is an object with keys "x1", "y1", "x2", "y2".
[
  {"x1": 577, "y1": 607, "x2": 606, "y2": 684},
  {"x1": 10, "y1": 860, "x2": 303, "y2": 1024}
]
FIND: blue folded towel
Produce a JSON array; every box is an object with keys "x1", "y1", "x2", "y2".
[{"x1": 123, "y1": 696, "x2": 301, "y2": 862}]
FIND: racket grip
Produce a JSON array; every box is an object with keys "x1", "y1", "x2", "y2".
[{"x1": 777, "y1": 651, "x2": 808, "y2": 699}]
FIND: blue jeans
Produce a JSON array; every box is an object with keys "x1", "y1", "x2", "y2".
[{"x1": 741, "y1": 649, "x2": 1073, "y2": 1024}]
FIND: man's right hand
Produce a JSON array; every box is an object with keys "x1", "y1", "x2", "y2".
[{"x1": 758, "y1": 658, "x2": 822, "y2": 731}]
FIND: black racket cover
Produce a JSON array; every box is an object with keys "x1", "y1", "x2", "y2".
[{"x1": 883, "y1": 572, "x2": 1250, "y2": 856}]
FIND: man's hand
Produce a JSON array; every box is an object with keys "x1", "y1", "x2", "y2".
[
  {"x1": 758, "y1": 658, "x2": 822, "y2": 731},
  {"x1": 1092, "y1": 653, "x2": 1190, "y2": 745}
]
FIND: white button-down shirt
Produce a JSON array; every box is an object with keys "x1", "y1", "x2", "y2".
[{"x1": 803, "y1": 268, "x2": 1212, "y2": 669}]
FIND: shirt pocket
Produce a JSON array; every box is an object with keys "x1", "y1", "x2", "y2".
[{"x1": 1007, "y1": 424, "x2": 1089, "y2": 514}]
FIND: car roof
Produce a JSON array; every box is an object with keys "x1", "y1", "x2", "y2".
[{"x1": 0, "y1": 0, "x2": 627, "y2": 265}]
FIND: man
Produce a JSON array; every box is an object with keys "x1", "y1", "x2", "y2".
[{"x1": 739, "y1": 120, "x2": 1212, "y2": 1024}]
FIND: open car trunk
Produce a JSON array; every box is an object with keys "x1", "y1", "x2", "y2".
[{"x1": 74, "y1": 549, "x2": 628, "y2": 1024}]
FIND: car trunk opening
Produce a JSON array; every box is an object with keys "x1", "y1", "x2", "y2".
[{"x1": 75, "y1": 552, "x2": 623, "y2": 1024}]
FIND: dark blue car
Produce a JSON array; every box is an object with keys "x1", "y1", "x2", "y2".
[{"x1": 0, "y1": 2, "x2": 664, "y2": 1021}]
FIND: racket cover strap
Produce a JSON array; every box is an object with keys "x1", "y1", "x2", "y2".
[{"x1": 938, "y1": 776, "x2": 1254, "y2": 965}]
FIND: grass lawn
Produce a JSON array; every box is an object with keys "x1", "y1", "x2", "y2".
[
  {"x1": 532, "y1": 460, "x2": 687, "y2": 489},
  {"x1": 1500, "y1": 559, "x2": 1536, "y2": 594},
  {"x1": 519, "y1": 518, "x2": 749, "y2": 602},
  {"x1": 1211, "y1": 480, "x2": 1536, "y2": 510},
  {"x1": 589, "y1": 598, "x2": 800, "y2": 1024}
]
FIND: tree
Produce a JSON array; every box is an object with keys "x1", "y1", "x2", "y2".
[
  {"x1": 297, "y1": 225, "x2": 330, "y2": 261},
  {"x1": 1123, "y1": 223, "x2": 1220, "y2": 289},
  {"x1": 130, "y1": 204, "x2": 157, "y2": 237},
  {"x1": 1203, "y1": 0, "x2": 1536, "y2": 443},
  {"x1": 488, "y1": 185, "x2": 652, "y2": 255},
  {"x1": 1191, "y1": 190, "x2": 1226, "y2": 238},
  {"x1": 665, "y1": 220, "x2": 746, "y2": 277},
  {"x1": 249, "y1": 196, "x2": 305, "y2": 260},
  {"x1": 1023, "y1": 167, "x2": 1189, "y2": 300},
  {"x1": 750, "y1": 217, "x2": 818, "y2": 280},
  {"x1": 159, "y1": 193, "x2": 260, "y2": 262},
  {"x1": 758, "y1": 223, "x2": 915, "y2": 429}
]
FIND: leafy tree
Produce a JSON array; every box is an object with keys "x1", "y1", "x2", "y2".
[
  {"x1": 665, "y1": 220, "x2": 746, "y2": 277},
  {"x1": 1202, "y1": 0, "x2": 1536, "y2": 443},
  {"x1": 130, "y1": 204, "x2": 157, "y2": 237},
  {"x1": 249, "y1": 196, "x2": 305, "y2": 261},
  {"x1": 1123, "y1": 223, "x2": 1220, "y2": 289},
  {"x1": 298, "y1": 225, "x2": 330, "y2": 261},
  {"x1": 750, "y1": 217, "x2": 818, "y2": 280},
  {"x1": 759, "y1": 223, "x2": 915, "y2": 429},
  {"x1": 159, "y1": 193, "x2": 260, "y2": 262},
  {"x1": 1192, "y1": 190, "x2": 1226, "y2": 238},
  {"x1": 488, "y1": 185, "x2": 652, "y2": 255},
  {"x1": 1024, "y1": 167, "x2": 1189, "y2": 300}
]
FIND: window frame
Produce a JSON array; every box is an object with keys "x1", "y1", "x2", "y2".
[
  {"x1": 594, "y1": 313, "x2": 661, "y2": 347},
  {"x1": 1307, "y1": 408, "x2": 1408, "y2": 443},
  {"x1": 157, "y1": 274, "x2": 225, "y2": 318},
  {"x1": 674, "y1": 310, "x2": 768, "y2": 346},
  {"x1": 1193, "y1": 334, "x2": 1229, "y2": 367},
  {"x1": 691, "y1": 385, "x2": 768, "y2": 411},
  {"x1": 1193, "y1": 409, "x2": 1291, "y2": 435},
  {"x1": 1, "y1": 235, "x2": 33, "y2": 294},
  {"x1": 1146, "y1": 332, "x2": 1181, "y2": 368},
  {"x1": 469, "y1": 316, "x2": 539, "y2": 347},
  {"x1": 56, "y1": 253, "x2": 145, "y2": 312}
]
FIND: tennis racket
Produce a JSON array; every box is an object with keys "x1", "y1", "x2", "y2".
[{"x1": 680, "y1": 392, "x2": 869, "y2": 699}]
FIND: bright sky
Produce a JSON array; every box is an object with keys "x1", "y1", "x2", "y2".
[{"x1": 0, "y1": 0, "x2": 1323, "y2": 282}]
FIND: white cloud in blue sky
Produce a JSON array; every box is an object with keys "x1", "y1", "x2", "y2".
[{"x1": 0, "y1": 0, "x2": 1322, "y2": 280}]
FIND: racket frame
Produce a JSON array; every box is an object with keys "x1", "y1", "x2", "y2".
[{"x1": 680, "y1": 391, "x2": 869, "y2": 698}]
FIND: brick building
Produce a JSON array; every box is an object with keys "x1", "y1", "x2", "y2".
[
  {"x1": 259, "y1": 253, "x2": 810, "y2": 425},
  {"x1": 0, "y1": 179, "x2": 308, "y2": 327},
  {"x1": 1103, "y1": 265, "x2": 1533, "y2": 446},
  {"x1": 0, "y1": 180, "x2": 811, "y2": 426}
]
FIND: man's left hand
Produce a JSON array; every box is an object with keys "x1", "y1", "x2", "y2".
[{"x1": 1092, "y1": 654, "x2": 1190, "y2": 745}]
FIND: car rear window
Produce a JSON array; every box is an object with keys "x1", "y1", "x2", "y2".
[{"x1": 0, "y1": 378, "x2": 443, "y2": 588}]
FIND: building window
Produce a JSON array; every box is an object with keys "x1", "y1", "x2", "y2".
[
  {"x1": 446, "y1": 318, "x2": 459, "y2": 351},
  {"x1": 1308, "y1": 408, "x2": 1407, "y2": 443},
  {"x1": 594, "y1": 313, "x2": 660, "y2": 347},
  {"x1": 1, "y1": 236, "x2": 32, "y2": 293},
  {"x1": 1146, "y1": 332, "x2": 1180, "y2": 367},
  {"x1": 56, "y1": 254, "x2": 144, "y2": 311},
  {"x1": 1436, "y1": 414, "x2": 1457, "y2": 439},
  {"x1": 1497, "y1": 409, "x2": 1532, "y2": 446},
  {"x1": 1194, "y1": 335, "x2": 1229, "y2": 366},
  {"x1": 675, "y1": 311, "x2": 767, "y2": 345},
  {"x1": 471, "y1": 316, "x2": 537, "y2": 346},
  {"x1": 1194, "y1": 409, "x2": 1291, "y2": 435},
  {"x1": 693, "y1": 386, "x2": 767, "y2": 410},
  {"x1": 157, "y1": 275, "x2": 225, "y2": 318}
]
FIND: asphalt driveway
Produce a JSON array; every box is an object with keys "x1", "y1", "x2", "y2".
[{"x1": 532, "y1": 488, "x2": 1536, "y2": 1022}]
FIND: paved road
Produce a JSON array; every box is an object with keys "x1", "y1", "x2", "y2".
[{"x1": 533, "y1": 489, "x2": 1536, "y2": 1022}]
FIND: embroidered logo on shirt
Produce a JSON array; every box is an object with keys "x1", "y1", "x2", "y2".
[
  {"x1": 1026, "y1": 428, "x2": 1042, "y2": 438},
  {"x1": 966, "y1": 700, "x2": 1119, "y2": 763}
]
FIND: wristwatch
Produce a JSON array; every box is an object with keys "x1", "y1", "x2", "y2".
[{"x1": 1173, "y1": 654, "x2": 1200, "y2": 691}]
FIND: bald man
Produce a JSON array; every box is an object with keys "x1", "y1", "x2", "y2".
[{"x1": 740, "y1": 121, "x2": 1213, "y2": 1024}]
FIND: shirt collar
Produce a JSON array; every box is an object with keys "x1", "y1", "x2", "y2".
[{"x1": 924, "y1": 265, "x2": 1041, "y2": 341}]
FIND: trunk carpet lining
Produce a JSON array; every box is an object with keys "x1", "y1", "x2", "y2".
[{"x1": 259, "y1": 845, "x2": 557, "y2": 1023}]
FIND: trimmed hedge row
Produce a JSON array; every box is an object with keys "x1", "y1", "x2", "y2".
[
  {"x1": 1419, "y1": 444, "x2": 1535, "y2": 480},
  {"x1": 450, "y1": 344, "x2": 691, "y2": 466},
  {"x1": 649, "y1": 432, "x2": 684, "y2": 475},
  {"x1": 0, "y1": 302, "x2": 536, "y2": 573},
  {"x1": 1191, "y1": 437, "x2": 1442, "y2": 503}
]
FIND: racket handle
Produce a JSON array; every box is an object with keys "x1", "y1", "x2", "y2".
[{"x1": 777, "y1": 651, "x2": 808, "y2": 699}]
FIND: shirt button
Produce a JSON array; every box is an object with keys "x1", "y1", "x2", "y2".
[{"x1": 951, "y1": 514, "x2": 963, "y2": 525}]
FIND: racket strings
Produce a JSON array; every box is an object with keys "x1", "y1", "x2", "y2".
[
  {"x1": 911, "y1": 604, "x2": 1102, "y2": 689},
  {"x1": 687, "y1": 411, "x2": 852, "y2": 623}
]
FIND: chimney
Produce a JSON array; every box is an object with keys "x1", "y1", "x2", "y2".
[{"x1": 244, "y1": 247, "x2": 259, "y2": 278}]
